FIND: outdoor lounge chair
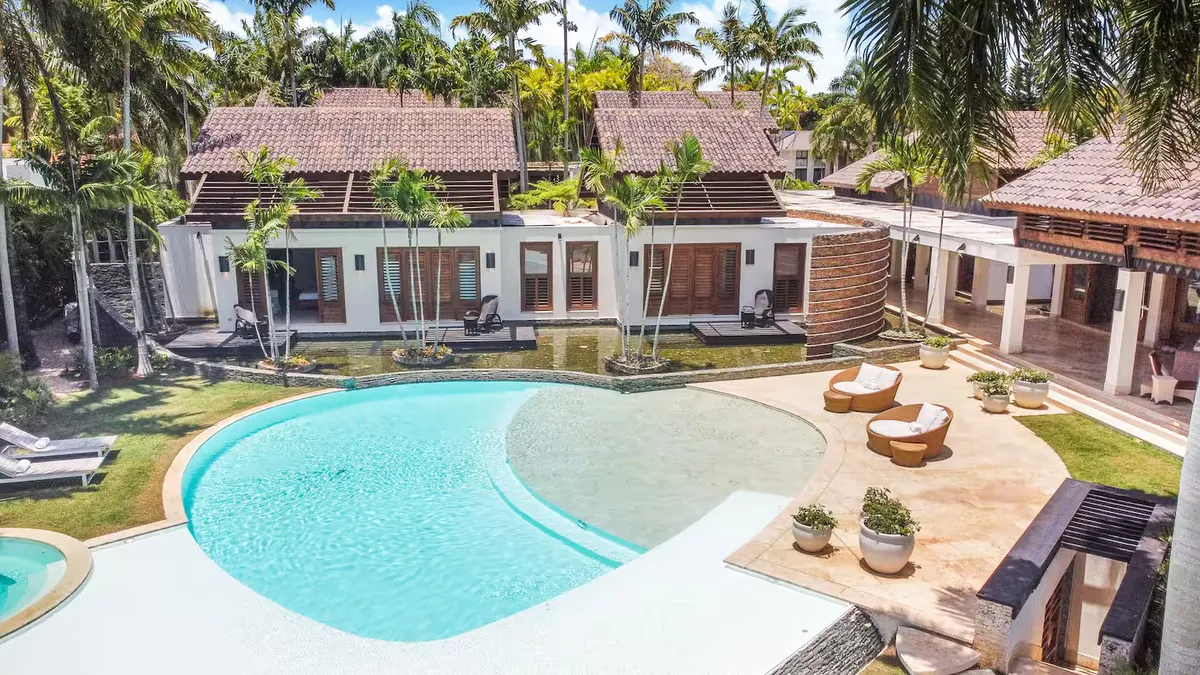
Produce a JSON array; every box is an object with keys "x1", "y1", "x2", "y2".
[
  {"x1": 753, "y1": 289, "x2": 776, "y2": 326},
  {"x1": 828, "y1": 364, "x2": 903, "y2": 413},
  {"x1": 865, "y1": 403, "x2": 953, "y2": 459},
  {"x1": 1139, "y1": 351, "x2": 1197, "y2": 404},
  {"x1": 234, "y1": 304, "x2": 269, "y2": 340},
  {"x1": 479, "y1": 295, "x2": 502, "y2": 332},
  {"x1": 0, "y1": 452, "x2": 105, "y2": 487},
  {"x1": 0, "y1": 422, "x2": 116, "y2": 459}
]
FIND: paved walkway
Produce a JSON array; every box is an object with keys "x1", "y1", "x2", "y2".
[{"x1": 697, "y1": 360, "x2": 1070, "y2": 643}]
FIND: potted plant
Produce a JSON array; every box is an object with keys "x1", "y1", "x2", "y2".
[
  {"x1": 966, "y1": 370, "x2": 1008, "y2": 400},
  {"x1": 918, "y1": 335, "x2": 952, "y2": 369},
  {"x1": 980, "y1": 379, "x2": 1011, "y2": 413},
  {"x1": 1011, "y1": 368, "x2": 1051, "y2": 409},
  {"x1": 257, "y1": 353, "x2": 317, "y2": 373},
  {"x1": 859, "y1": 487, "x2": 919, "y2": 574},
  {"x1": 792, "y1": 503, "x2": 838, "y2": 553}
]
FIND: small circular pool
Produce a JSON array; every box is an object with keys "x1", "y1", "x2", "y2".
[{"x1": 0, "y1": 537, "x2": 66, "y2": 622}]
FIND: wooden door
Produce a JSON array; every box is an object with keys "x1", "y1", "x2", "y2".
[
  {"x1": 1041, "y1": 569, "x2": 1071, "y2": 667},
  {"x1": 773, "y1": 244, "x2": 806, "y2": 313},
  {"x1": 315, "y1": 248, "x2": 346, "y2": 323},
  {"x1": 379, "y1": 248, "x2": 481, "y2": 322},
  {"x1": 1062, "y1": 265, "x2": 1092, "y2": 324},
  {"x1": 645, "y1": 243, "x2": 740, "y2": 316}
]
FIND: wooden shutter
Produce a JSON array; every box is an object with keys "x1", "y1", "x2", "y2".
[
  {"x1": 521, "y1": 242, "x2": 553, "y2": 311},
  {"x1": 316, "y1": 248, "x2": 346, "y2": 323},
  {"x1": 236, "y1": 270, "x2": 266, "y2": 318},
  {"x1": 692, "y1": 247, "x2": 717, "y2": 314},
  {"x1": 567, "y1": 242, "x2": 598, "y2": 310},
  {"x1": 643, "y1": 245, "x2": 666, "y2": 315},
  {"x1": 772, "y1": 243, "x2": 806, "y2": 313},
  {"x1": 667, "y1": 247, "x2": 692, "y2": 315},
  {"x1": 457, "y1": 250, "x2": 479, "y2": 305},
  {"x1": 716, "y1": 246, "x2": 739, "y2": 313},
  {"x1": 377, "y1": 248, "x2": 404, "y2": 323}
]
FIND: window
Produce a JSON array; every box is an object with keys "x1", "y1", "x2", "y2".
[
  {"x1": 566, "y1": 242, "x2": 597, "y2": 310},
  {"x1": 457, "y1": 250, "x2": 479, "y2": 302},
  {"x1": 315, "y1": 248, "x2": 346, "y2": 323},
  {"x1": 796, "y1": 150, "x2": 809, "y2": 169},
  {"x1": 773, "y1": 244, "x2": 806, "y2": 313},
  {"x1": 521, "y1": 242, "x2": 553, "y2": 311},
  {"x1": 811, "y1": 167, "x2": 825, "y2": 182}
]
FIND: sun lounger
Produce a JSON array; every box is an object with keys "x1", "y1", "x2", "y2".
[
  {"x1": 866, "y1": 403, "x2": 953, "y2": 459},
  {"x1": 0, "y1": 422, "x2": 116, "y2": 459},
  {"x1": 0, "y1": 452, "x2": 104, "y2": 487},
  {"x1": 828, "y1": 363, "x2": 903, "y2": 412}
]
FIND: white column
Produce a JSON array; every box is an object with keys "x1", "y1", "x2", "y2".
[
  {"x1": 914, "y1": 245, "x2": 931, "y2": 291},
  {"x1": 1000, "y1": 264, "x2": 1030, "y2": 354},
  {"x1": 926, "y1": 246, "x2": 950, "y2": 325},
  {"x1": 971, "y1": 257, "x2": 990, "y2": 311},
  {"x1": 889, "y1": 240, "x2": 902, "y2": 281},
  {"x1": 945, "y1": 251, "x2": 960, "y2": 302},
  {"x1": 1142, "y1": 272, "x2": 1167, "y2": 347},
  {"x1": 1049, "y1": 263, "x2": 1067, "y2": 317},
  {"x1": 1104, "y1": 269, "x2": 1148, "y2": 395}
]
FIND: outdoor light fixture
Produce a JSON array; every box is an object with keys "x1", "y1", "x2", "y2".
[
  {"x1": 355, "y1": 254, "x2": 365, "y2": 271},
  {"x1": 1114, "y1": 289, "x2": 1126, "y2": 312},
  {"x1": 957, "y1": 243, "x2": 967, "y2": 252},
  {"x1": 745, "y1": 249, "x2": 755, "y2": 265},
  {"x1": 218, "y1": 256, "x2": 230, "y2": 273},
  {"x1": 911, "y1": 235, "x2": 920, "y2": 244},
  {"x1": 629, "y1": 251, "x2": 639, "y2": 267},
  {"x1": 485, "y1": 252, "x2": 496, "y2": 269},
  {"x1": 1006, "y1": 266, "x2": 1015, "y2": 284}
]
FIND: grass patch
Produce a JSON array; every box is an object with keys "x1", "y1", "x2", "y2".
[
  {"x1": 859, "y1": 645, "x2": 905, "y2": 675},
  {"x1": 0, "y1": 374, "x2": 314, "y2": 540},
  {"x1": 1017, "y1": 413, "x2": 1182, "y2": 497}
]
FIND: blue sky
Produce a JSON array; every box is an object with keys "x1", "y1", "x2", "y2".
[{"x1": 198, "y1": 0, "x2": 852, "y2": 92}]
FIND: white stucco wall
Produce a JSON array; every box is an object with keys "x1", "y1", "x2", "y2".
[
  {"x1": 1005, "y1": 547, "x2": 1076, "y2": 668},
  {"x1": 159, "y1": 220, "x2": 218, "y2": 318},
  {"x1": 1067, "y1": 553, "x2": 1127, "y2": 670}
]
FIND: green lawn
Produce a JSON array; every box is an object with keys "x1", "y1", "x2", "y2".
[
  {"x1": 1018, "y1": 413, "x2": 1183, "y2": 497},
  {"x1": 0, "y1": 374, "x2": 314, "y2": 540}
]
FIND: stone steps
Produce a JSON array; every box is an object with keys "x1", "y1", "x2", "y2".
[{"x1": 895, "y1": 626, "x2": 981, "y2": 675}]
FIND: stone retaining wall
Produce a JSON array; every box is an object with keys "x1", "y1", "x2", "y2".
[{"x1": 768, "y1": 606, "x2": 885, "y2": 675}]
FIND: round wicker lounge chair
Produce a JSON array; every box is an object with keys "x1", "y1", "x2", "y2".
[
  {"x1": 865, "y1": 404, "x2": 953, "y2": 459},
  {"x1": 827, "y1": 365, "x2": 903, "y2": 413}
]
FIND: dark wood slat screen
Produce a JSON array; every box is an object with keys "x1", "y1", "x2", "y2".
[
  {"x1": 521, "y1": 242, "x2": 553, "y2": 311},
  {"x1": 773, "y1": 243, "x2": 806, "y2": 313},
  {"x1": 376, "y1": 247, "x2": 481, "y2": 322},
  {"x1": 236, "y1": 270, "x2": 266, "y2": 318},
  {"x1": 315, "y1": 248, "x2": 346, "y2": 323},
  {"x1": 566, "y1": 241, "x2": 598, "y2": 310},
  {"x1": 644, "y1": 243, "x2": 741, "y2": 315}
]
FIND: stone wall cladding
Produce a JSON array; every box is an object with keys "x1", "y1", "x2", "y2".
[
  {"x1": 90, "y1": 262, "x2": 167, "y2": 348},
  {"x1": 807, "y1": 223, "x2": 890, "y2": 356},
  {"x1": 973, "y1": 598, "x2": 1015, "y2": 672},
  {"x1": 767, "y1": 606, "x2": 884, "y2": 675},
  {"x1": 787, "y1": 209, "x2": 871, "y2": 227}
]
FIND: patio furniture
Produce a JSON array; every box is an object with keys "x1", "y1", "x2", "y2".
[
  {"x1": 823, "y1": 390, "x2": 853, "y2": 413},
  {"x1": 740, "y1": 306, "x2": 756, "y2": 329},
  {"x1": 234, "y1": 304, "x2": 268, "y2": 340},
  {"x1": 1139, "y1": 351, "x2": 1197, "y2": 403},
  {"x1": 827, "y1": 363, "x2": 903, "y2": 413},
  {"x1": 0, "y1": 423, "x2": 116, "y2": 459},
  {"x1": 753, "y1": 289, "x2": 776, "y2": 327},
  {"x1": 866, "y1": 403, "x2": 953, "y2": 459},
  {"x1": 463, "y1": 311, "x2": 481, "y2": 335},
  {"x1": 0, "y1": 452, "x2": 105, "y2": 488},
  {"x1": 479, "y1": 295, "x2": 503, "y2": 332},
  {"x1": 890, "y1": 441, "x2": 927, "y2": 467}
]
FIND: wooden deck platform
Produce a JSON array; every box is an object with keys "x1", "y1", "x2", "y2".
[
  {"x1": 431, "y1": 325, "x2": 537, "y2": 352},
  {"x1": 689, "y1": 320, "x2": 807, "y2": 346},
  {"x1": 163, "y1": 328, "x2": 298, "y2": 358}
]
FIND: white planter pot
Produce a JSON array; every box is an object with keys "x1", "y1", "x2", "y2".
[
  {"x1": 919, "y1": 344, "x2": 950, "y2": 369},
  {"x1": 859, "y1": 519, "x2": 915, "y2": 574},
  {"x1": 1012, "y1": 380, "x2": 1050, "y2": 409},
  {"x1": 983, "y1": 393, "x2": 1011, "y2": 413},
  {"x1": 791, "y1": 521, "x2": 833, "y2": 553},
  {"x1": 971, "y1": 382, "x2": 984, "y2": 400}
]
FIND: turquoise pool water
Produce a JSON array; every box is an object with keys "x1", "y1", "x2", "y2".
[
  {"x1": 183, "y1": 381, "x2": 633, "y2": 642},
  {"x1": 0, "y1": 538, "x2": 65, "y2": 621}
]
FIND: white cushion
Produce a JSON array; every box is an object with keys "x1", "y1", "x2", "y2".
[
  {"x1": 833, "y1": 381, "x2": 874, "y2": 395},
  {"x1": 914, "y1": 403, "x2": 948, "y2": 433},
  {"x1": 856, "y1": 363, "x2": 898, "y2": 391},
  {"x1": 869, "y1": 420, "x2": 916, "y2": 438},
  {"x1": 0, "y1": 454, "x2": 31, "y2": 476},
  {"x1": 35, "y1": 437, "x2": 49, "y2": 449}
]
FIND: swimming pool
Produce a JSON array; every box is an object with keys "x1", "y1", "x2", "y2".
[
  {"x1": 0, "y1": 537, "x2": 66, "y2": 622},
  {"x1": 182, "y1": 381, "x2": 640, "y2": 642}
]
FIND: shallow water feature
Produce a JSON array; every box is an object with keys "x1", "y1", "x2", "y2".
[{"x1": 0, "y1": 538, "x2": 65, "y2": 621}]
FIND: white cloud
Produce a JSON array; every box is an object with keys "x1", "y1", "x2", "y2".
[
  {"x1": 518, "y1": 0, "x2": 618, "y2": 60},
  {"x1": 199, "y1": 0, "x2": 252, "y2": 32}
]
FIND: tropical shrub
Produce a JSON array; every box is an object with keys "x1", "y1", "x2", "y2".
[
  {"x1": 509, "y1": 179, "x2": 596, "y2": 214},
  {"x1": 74, "y1": 347, "x2": 169, "y2": 379},
  {"x1": 1011, "y1": 368, "x2": 1051, "y2": 384},
  {"x1": 778, "y1": 176, "x2": 823, "y2": 190},
  {"x1": 923, "y1": 334, "x2": 951, "y2": 349},
  {"x1": 0, "y1": 353, "x2": 52, "y2": 426},
  {"x1": 793, "y1": 503, "x2": 838, "y2": 530},
  {"x1": 861, "y1": 487, "x2": 920, "y2": 536}
]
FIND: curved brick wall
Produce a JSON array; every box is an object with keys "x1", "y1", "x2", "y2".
[{"x1": 805, "y1": 222, "x2": 890, "y2": 356}]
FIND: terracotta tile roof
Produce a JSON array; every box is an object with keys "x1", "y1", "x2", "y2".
[
  {"x1": 314, "y1": 87, "x2": 456, "y2": 108},
  {"x1": 182, "y1": 106, "x2": 518, "y2": 175},
  {"x1": 983, "y1": 132, "x2": 1200, "y2": 225},
  {"x1": 252, "y1": 89, "x2": 274, "y2": 107},
  {"x1": 594, "y1": 90, "x2": 776, "y2": 128},
  {"x1": 820, "y1": 111, "x2": 1054, "y2": 192},
  {"x1": 592, "y1": 108, "x2": 785, "y2": 175}
]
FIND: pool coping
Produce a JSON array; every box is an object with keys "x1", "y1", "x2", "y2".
[{"x1": 0, "y1": 528, "x2": 93, "y2": 638}]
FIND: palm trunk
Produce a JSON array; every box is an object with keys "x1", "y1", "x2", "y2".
[
  {"x1": 622, "y1": 232, "x2": 633, "y2": 359},
  {"x1": 182, "y1": 85, "x2": 192, "y2": 153},
  {"x1": 510, "y1": 37, "x2": 529, "y2": 192},
  {"x1": 635, "y1": 52, "x2": 645, "y2": 107},
  {"x1": 285, "y1": 20, "x2": 298, "y2": 107},
  {"x1": 123, "y1": 43, "x2": 153, "y2": 377},
  {"x1": 609, "y1": 214, "x2": 625, "y2": 358},
  {"x1": 433, "y1": 230, "x2": 443, "y2": 352},
  {"x1": 247, "y1": 273, "x2": 269, "y2": 360},
  {"x1": 562, "y1": 3, "x2": 570, "y2": 180},
  {"x1": 284, "y1": 225, "x2": 291, "y2": 360},
  {"x1": 0, "y1": 55, "x2": 19, "y2": 358},
  {"x1": 1161, "y1": 404, "x2": 1200, "y2": 673},
  {"x1": 382, "y1": 214, "x2": 409, "y2": 350},
  {"x1": 897, "y1": 182, "x2": 912, "y2": 334},
  {"x1": 262, "y1": 266, "x2": 278, "y2": 363},
  {"x1": 71, "y1": 205, "x2": 97, "y2": 388},
  {"x1": 652, "y1": 186, "x2": 685, "y2": 358},
  {"x1": 921, "y1": 202, "x2": 947, "y2": 333},
  {"x1": 415, "y1": 227, "x2": 426, "y2": 346},
  {"x1": 637, "y1": 216, "x2": 656, "y2": 359},
  {"x1": 729, "y1": 61, "x2": 736, "y2": 106},
  {"x1": 406, "y1": 226, "x2": 421, "y2": 347},
  {"x1": 760, "y1": 60, "x2": 771, "y2": 110}
]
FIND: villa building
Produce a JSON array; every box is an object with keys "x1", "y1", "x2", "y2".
[{"x1": 776, "y1": 130, "x2": 830, "y2": 183}]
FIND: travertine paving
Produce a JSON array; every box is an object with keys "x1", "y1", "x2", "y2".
[{"x1": 696, "y1": 359, "x2": 1070, "y2": 643}]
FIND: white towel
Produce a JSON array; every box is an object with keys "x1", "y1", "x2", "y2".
[
  {"x1": 35, "y1": 437, "x2": 49, "y2": 449},
  {"x1": 0, "y1": 453, "x2": 31, "y2": 476}
]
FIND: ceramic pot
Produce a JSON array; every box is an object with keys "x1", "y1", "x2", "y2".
[
  {"x1": 971, "y1": 382, "x2": 984, "y2": 400},
  {"x1": 919, "y1": 344, "x2": 950, "y2": 369},
  {"x1": 859, "y1": 519, "x2": 915, "y2": 574},
  {"x1": 983, "y1": 393, "x2": 1011, "y2": 413},
  {"x1": 791, "y1": 521, "x2": 833, "y2": 553},
  {"x1": 1013, "y1": 380, "x2": 1050, "y2": 409}
]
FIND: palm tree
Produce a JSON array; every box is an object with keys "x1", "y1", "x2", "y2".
[
  {"x1": 651, "y1": 133, "x2": 711, "y2": 358},
  {"x1": 853, "y1": 136, "x2": 936, "y2": 337},
  {"x1": 452, "y1": 0, "x2": 555, "y2": 192},
  {"x1": 553, "y1": 0, "x2": 576, "y2": 178},
  {"x1": 811, "y1": 98, "x2": 874, "y2": 169},
  {"x1": 0, "y1": 42, "x2": 18, "y2": 358},
  {"x1": 604, "y1": 174, "x2": 664, "y2": 362},
  {"x1": 254, "y1": 0, "x2": 336, "y2": 106},
  {"x1": 225, "y1": 237, "x2": 271, "y2": 360},
  {"x1": 376, "y1": 161, "x2": 442, "y2": 348},
  {"x1": 602, "y1": 0, "x2": 700, "y2": 107},
  {"x1": 449, "y1": 31, "x2": 510, "y2": 107},
  {"x1": 99, "y1": 0, "x2": 211, "y2": 377},
  {"x1": 747, "y1": 0, "x2": 820, "y2": 109},
  {"x1": 360, "y1": 1, "x2": 443, "y2": 105},
  {"x1": 694, "y1": 3, "x2": 750, "y2": 105},
  {"x1": 369, "y1": 159, "x2": 411, "y2": 351},
  {"x1": 427, "y1": 202, "x2": 470, "y2": 352}
]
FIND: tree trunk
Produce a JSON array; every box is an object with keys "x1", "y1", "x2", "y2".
[
  {"x1": 433, "y1": 230, "x2": 443, "y2": 352},
  {"x1": 635, "y1": 51, "x2": 645, "y2": 108},
  {"x1": 382, "y1": 214, "x2": 409, "y2": 350},
  {"x1": 652, "y1": 186, "x2": 684, "y2": 358},
  {"x1": 123, "y1": 43, "x2": 153, "y2": 377},
  {"x1": 897, "y1": 180, "x2": 912, "y2": 334},
  {"x1": 71, "y1": 206, "x2": 97, "y2": 388},
  {"x1": 0, "y1": 57, "x2": 19, "y2": 359},
  {"x1": 760, "y1": 60, "x2": 772, "y2": 110},
  {"x1": 247, "y1": 273, "x2": 269, "y2": 360},
  {"x1": 1161, "y1": 404, "x2": 1200, "y2": 673},
  {"x1": 637, "y1": 216, "x2": 656, "y2": 359},
  {"x1": 406, "y1": 226, "x2": 421, "y2": 347},
  {"x1": 286, "y1": 20, "x2": 298, "y2": 107},
  {"x1": 284, "y1": 224, "x2": 292, "y2": 360},
  {"x1": 920, "y1": 202, "x2": 947, "y2": 334},
  {"x1": 510, "y1": 37, "x2": 529, "y2": 192},
  {"x1": 415, "y1": 227, "x2": 425, "y2": 345},
  {"x1": 262, "y1": 265, "x2": 278, "y2": 363},
  {"x1": 562, "y1": 3, "x2": 571, "y2": 180},
  {"x1": 182, "y1": 85, "x2": 192, "y2": 153},
  {"x1": 622, "y1": 232, "x2": 633, "y2": 360}
]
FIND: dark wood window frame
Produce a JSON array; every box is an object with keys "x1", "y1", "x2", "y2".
[
  {"x1": 566, "y1": 241, "x2": 598, "y2": 310},
  {"x1": 315, "y1": 247, "x2": 347, "y2": 323},
  {"x1": 643, "y1": 243, "x2": 741, "y2": 316},
  {"x1": 772, "y1": 243, "x2": 807, "y2": 314},
  {"x1": 521, "y1": 242, "x2": 554, "y2": 312},
  {"x1": 376, "y1": 247, "x2": 481, "y2": 323}
]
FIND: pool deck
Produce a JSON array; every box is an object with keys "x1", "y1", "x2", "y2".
[
  {"x1": 695, "y1": 360, "x2": 1071, "y2": 643},
  {"x1": 0, "y1": 491, "x2": 848, "y2": 674}
]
